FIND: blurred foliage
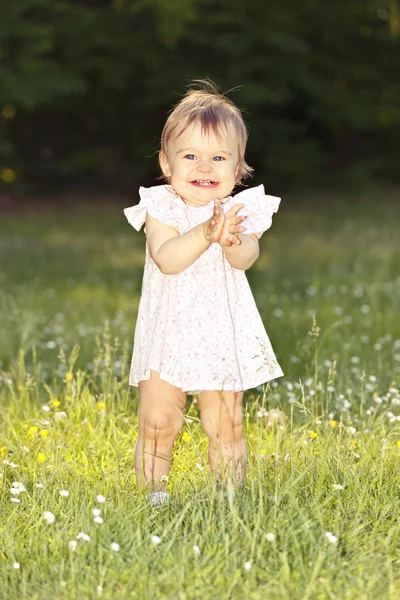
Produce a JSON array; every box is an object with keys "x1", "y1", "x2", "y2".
[{"x1": 0, "y1": 0, "x2": 399, "y2": 194}]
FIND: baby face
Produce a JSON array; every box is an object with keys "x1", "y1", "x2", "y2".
[{"x1": 160, "y1": 121, "x2": 239, "y2": 206}]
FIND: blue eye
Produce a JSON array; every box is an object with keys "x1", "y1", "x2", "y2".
[{"x1": 183, "y1": 154, "x2": 225, "y2": 161}]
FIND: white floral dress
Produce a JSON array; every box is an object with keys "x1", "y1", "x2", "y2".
[{"x1": 123, "y1": 183, "x2": 284, "y2": 394}]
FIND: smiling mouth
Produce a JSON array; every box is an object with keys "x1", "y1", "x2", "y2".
[{"x1": 190, "y1": 180, "x2": 219, "y2": 187}]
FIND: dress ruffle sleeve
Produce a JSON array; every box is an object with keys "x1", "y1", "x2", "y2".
[
  {"x1": 123, "y1": 185, "x2": 183, "y2": 232},
  {"x1": 224, "y1": 184, "x2": 281, "y2": 239}
]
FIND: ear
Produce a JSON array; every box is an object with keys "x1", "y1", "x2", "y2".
[{"x1": 159, "y1": 150, "x2": 171, "y2": 178}]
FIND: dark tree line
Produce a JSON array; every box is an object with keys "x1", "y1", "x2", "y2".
[{"x1": 0, "y1": 0, "x2": 399, "y2": 194}]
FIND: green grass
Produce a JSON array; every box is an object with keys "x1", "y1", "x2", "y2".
[{"x1": 1, "y1": 187, "x2": 400, "y2": 599}]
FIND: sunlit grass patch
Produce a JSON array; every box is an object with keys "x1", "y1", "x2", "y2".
[{"x1": 0, "y1": 190, "x2": 400, "y2": 598}]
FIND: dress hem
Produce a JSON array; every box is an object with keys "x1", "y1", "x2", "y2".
[{"x1": 127, "y1": 366, "x2": 284, "y2": 394}]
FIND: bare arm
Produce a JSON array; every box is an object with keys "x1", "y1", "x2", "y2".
[
  {"x1": 222, "y1": 233, "x2": 259, "y2": 270},
  {"x1": 146, "y1": 205, "x2": 226, "y2": 275}
]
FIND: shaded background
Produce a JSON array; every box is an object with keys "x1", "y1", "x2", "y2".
[{"x1": 0, "y1": 0, "x2": 400, "y2": 200}]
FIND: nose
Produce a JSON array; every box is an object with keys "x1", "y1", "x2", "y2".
[{"x1": 197, "y1": 158, "x2": 213, "y2": 173}]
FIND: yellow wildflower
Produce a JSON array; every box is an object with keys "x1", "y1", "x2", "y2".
[
  {"x1": 260, "y1": 449, "x2": 266, "y2": 455},
  {"x1": 350, "y1": 440, "x2": 357, "y2": 447},
  {"x1": 52, "y1": 400, "x2": 61, "y2": 408},
  {"x1": 29, "y1": 426, "x2": 39, "y2": 435},
  {"x1": 182, "y1": 432, "x2": 191, "y2": 441},
  {"x1": 0, "y1": 446, "x2": 7, "y2": 456},
  {"x1": 40, "y1": 429, "x2": 50, "y2": 438},
  {"x1": 396, "y1": 441, "x2": 400, "y2": 448},
  {"x1": 37, "y1": 453, "x2": 47, "y2": 463},
  {"x1": 309, "y1": 430, "x2": 318, "y2": 439},
  {"x1": 330, "y1": 420, "x2": 337, "y2": 428},
  {"x1": 65, "y1": 372, "x2": 73, "y2": 382},
  {"x1": 17, "y1": 384, "x2": 24, "y2": 392},
  {"x1": 96, "y1": 401, "x2": 107, "y2": 411},
  {"x1": 0, "y1": 168, "x2": 16, "y2": 183}
]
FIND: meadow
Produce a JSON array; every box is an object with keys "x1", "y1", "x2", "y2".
[{"x1": 1, "y1": 187, "x2": 400, "y2": 599}]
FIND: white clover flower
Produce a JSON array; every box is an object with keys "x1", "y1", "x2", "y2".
[
  {"x1": 3, "y1": 460, "x2": 19, "y2": 468},
  {"x1": 59, "y1": 489, "x2": 69, "y2": 497},
  {"x1": 41, "y1": 405, "x2": 51, "y2": 413},
  {"x1": 54, "y1": 411, "x2": 68, "y2": 421},
  {"x1": 43, "y1": 511, "x2": 55, "y2": 524},
  {"x1": 110, "y1": 542, "x2": 120, "y2": 552},
  {"x1": 36, "y1": 483, "x2": 45, "y2": 488},
  {"x1": 97, "y1": 585, "x2": 103, "y2": 595},
  {"x1": 13, "y1": 562, "x2": 20, "y2": 569},
  {"x1": 76, "y1": 532, "x2": 91, "y2": 542},
  {"x1": 244, "y1": 561, "x2": 252, "y2": 571},
  {"x1": 332, "y1": 483, "x2": 344, "y2": 490},
  {"x1": 151, "y1": 535, "x2": 161, "y2": 545},
  {"x1": 93, "y1": 516, "x2": 104, "y2": 525},
  {"x1": 10, "y1": 482, "x2": 26, "y2": 494},
  {"x1": 68, "y1": 540, "x2": 77, "y2": 551},
  {"x1": 196, "y1": 463, "x2": 203, "y2": 471},
  {"x1": 325, "y1": 531, "x2": 338, "y2": 543},
  {"x1": 92, "y1": 508, "x2": 101, "y2": 517},
  {"x1": 348, "y1": 426, "x2": 357, "y2": 435},
  {"x1": 192, "y1": 545, "x2": 201, "y2": 557},
  {"x1": 10, "y1": 498, "x2": 21, "y2": 503},
  {"x1": 264, "y1": 532, "x2": 276, "y2": 543},
  {"x1": 96, "y1": 494, "x2": 106, "y2": 503}
]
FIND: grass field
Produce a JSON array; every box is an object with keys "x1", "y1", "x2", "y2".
[{"x1": 1, "y1": 188, "x2": 400, "y2": 599}]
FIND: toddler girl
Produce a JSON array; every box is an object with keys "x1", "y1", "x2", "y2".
[{"x1": 124, "y1": 79, "x2": 284, "y2": 506}]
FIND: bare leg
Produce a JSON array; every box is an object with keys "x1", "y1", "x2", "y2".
[
  {"x1": 135, "y1": 370, "x2": 187, "y2": 492},
  {"x1": 196, "y1": 390, "x2": 247, "y2": 488}
]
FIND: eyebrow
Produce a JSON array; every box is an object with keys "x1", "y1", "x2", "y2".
[{"x1": 176, "y1": 148, "x2": 233, "y2": 156}]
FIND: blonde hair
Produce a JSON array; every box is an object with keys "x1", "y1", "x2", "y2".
[{"x1": 158, "y1": 78, "x2": 254, "y2": 186}]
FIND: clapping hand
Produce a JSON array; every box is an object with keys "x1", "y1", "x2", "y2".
[
  {"x1": 217, "y1": 203, "x2": 246, "y2": 247},
  {"x1": 204, "y1": 199, "x2": 225, "y2": 243},
  {"x1": 204, "y1": 199, "x2": 246, "y2": 246}
]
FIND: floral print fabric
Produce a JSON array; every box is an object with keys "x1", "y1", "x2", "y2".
[{"x1": 123, "y1": 183, "x2": 284, "y2": 394}]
